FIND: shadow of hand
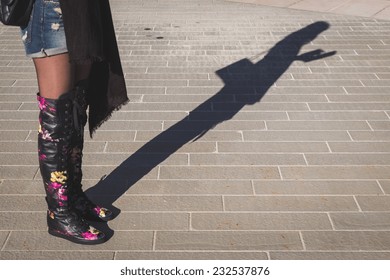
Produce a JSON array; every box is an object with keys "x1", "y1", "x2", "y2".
[{"x1": 296, "y1": 49, "x2": 337, "y2": 62}]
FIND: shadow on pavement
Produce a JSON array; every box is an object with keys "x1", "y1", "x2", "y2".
[{"x1": 86, "y1": 21, "x2": 336, "y2": 237}]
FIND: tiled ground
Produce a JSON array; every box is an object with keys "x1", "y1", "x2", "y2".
[{"x1": 0, "y1": 0, "x2": 390, "y2": 259}]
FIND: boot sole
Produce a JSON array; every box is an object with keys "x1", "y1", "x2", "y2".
[{"x1": 48, "y1": 229, "x2": 107, "y2": 245}]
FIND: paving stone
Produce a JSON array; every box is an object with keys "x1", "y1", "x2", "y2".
[
  {"x1": 0, "y1": 86, "x2": 36, "y2": 94},
  {"x1": 275, "y1": 80, "x2": 362, "y2": 87},
  {"x1": 66, "y1": 166, "x2": 159, "y2": 181},
  {"x1": 218, "y1": 142, "x2": 329, "y2": 153},
  {"x1": 106, "y1": 141, "x2": 217, "y2": 154},
  {"x1": 0, "y1": 110, "x2": 37, "y2": 119},
  {"x1": 302, "y1": 231, "x2": 390, "y2": 251},
  {"x1": 0, "y1": 179, "x2": 45, "y2": 194},
  {"x1": 84, "y1": 131, "x2": 136, "y2": 142},
  {"x1": 349, "y1": 131, "x2": 390, "y2": 141},
  {"x1": 330, "y1": 212, "x2": 390, "y2": 230},
  {"x1": 91, "y1": 120, "x2": 164, "y2": 131},
  {"x1": 0, "y1": 141, "x2": 105, "y2": 153},
  {"x1": 292, "y1": 73, "x2": 378, "y2": 80},
  {"x1": 160, "y1": 166, "x2": 280, "y2": 179},
  {"x1": 288, "y1": 111, "x2": 389, "y2": 121},
  {"x1": 136, "y1": 130, "x2": 243, "y2": 142},
  {"x1": 356, "y1": 196, "x2": 390, "y2": 211},
  {"x1": 121, "y1": 102, "x2": 212, "y2": 111},
  {"x1": 0, "y1": 153, "x2": 37, "y2": 165},
  {"x1": 191, "y1": 213, "x2": 332, "y2": 230},
  {"x1": 0, "y1": 166, "x2": 38, "y2": 180},
  {"x1": 368, "y1": 121, "x2": 390, "y2": 130},
  {"x1": 0, "y1": 120, "x2": 36, "y2": 130},
  {"x1": 280, "y1": 166, "x2": 390, "y2": 179},
  {"x1": 270, "y1": 251, "x2": 390, "y2": 260},
  {"x1": 308, "y1": 103, "x2": 390, "y2": 111},
  {"x1": 3, "y1": 231, "x2": 154, "y2": 251},
  {"x1": 379, "y1": 180, "x2": 390, "y2": 194},
  {"x1": 362, "y1": 80, "x2": 390, "y2": 87},
  {"x1": 190, "y1": 153, "x2": 306, "y2": 166},
  {"x1": 128, "y1": 179, "x2": 253, "y2": 195},
  {"x1": 0, "y1": 103, "x2": 21, "y2": 110},
  {"x1": 0, "y1": 196, "x2": 45, "y2": 211},
  {"x1": 109, "y1": 212, "x2": 189, "y2": 230},
  {"x1": 305, "y1": 153, "x2": 390, "y2": 165},
  {"x1": 243, "y1": 131, "x2": 351, "y2": 141},
  {"x1": 253, "y1": 180, "x2": 382, "y2": 195},
  {"x1": 115, "y1": 251, "x2": 268, "y2": 260},
  {"x1": 115, "y1": 195, "x2": 223, "y2": 211},
  {"x1": 224, "y1": 196, "x2": 358, "y2": 211},
  {"x1": 0, "y1": 251, "x2": 115, "y2": 260},
  {"x1": 190, "y1": 111, "x2": 289, "y2": 121},
  {"x1": 110, "y1": 111, "x2": 187, "y2": 121},
  {"x1": 327, "y1": 95, "x2": 390, "y2": 102},
  {"x1": 163, "y1": 120, "x2": 266, "y2": 131},
  {"x1": 0, "y1": 231, "x2": 9, "y2": 250},
  {"x1": 83, "y1": 153, "x2": 188, "y2": 166},
  {"x1": 0, "y1": 131, "x2": 29, "y2": 141},
  {"x1": 310, "y1": 66, "x2": 389, "y2": 73},
  {"x1": 155, "y1": 231, "x2": 303, "y2": 251},
  {"x1": 0, "y1": 212, "x2": 46, "y2": 230},
  {"x1": 328, "y1": 142, "x2": 390, "y2": 152},
  {"x1": 266, "y1": 120, "x2": 370, "y2": 131}
]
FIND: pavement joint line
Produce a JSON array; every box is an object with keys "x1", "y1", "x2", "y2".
[
  {"x1": 298, "y1": 231, "x2": 307, "y2": 251},
  {"x1": 152, "y1": 231, "x2": 157, "y2": 251},
  {"x1": 376, "y1": 180, "x2": 387, "y2": 195},
  {"x1": 1, "y1": 231, "x2": 11, "y2": 251},
  {"x1": 353, "y1": 196, "x2": 363, "y2": 212},
  {"x1": 326, "y1": 213, "x2": 336, "y2": 231}
]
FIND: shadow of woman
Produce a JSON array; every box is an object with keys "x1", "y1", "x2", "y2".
[{"x1": 86, "y1": 21, "x2": 336, "y2": 237}]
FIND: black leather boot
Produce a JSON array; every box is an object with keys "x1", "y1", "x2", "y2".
[
  {"x1": 68, "y1": 81, "x2": 113, "y2": 222},
  {"x1": 37, "y1": 91, "x2": 107, "y2": 244}
]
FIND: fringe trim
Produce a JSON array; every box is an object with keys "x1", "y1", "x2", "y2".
[{"x1": 88, "y1": 97, "x2": 130, "y2": 138}]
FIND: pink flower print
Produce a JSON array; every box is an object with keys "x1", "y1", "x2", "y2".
[
  {"x1": 82, "y1": 232, "x2": 98, "y2": 240},
  {"x1": 94, "y1": 206, "x2": 107, "y2": 218},
  {"x1": 38, "y1": 148, "x2": 47, "y2": 161},
  {"x1": 39, "y1": 154, "x2": 47, "y2": 161},
  {"x1": 37, "y1": 96, "x2": 47, "y2": 111},
  {"x1": 40, "y1": 127, "x2": 57, "y2": 142},
  {"x1": 58, "y1": 189, "x2": 68, "y2": 201},
  {"x1": 49, "y1": 182, "x2": 62, "y2": 190},
  {"x1": 81, "y1": 226, "x2": 100, "y2": 240},
  {"x1": 94, "y1": 206, "x2": 102, "y2": 215}
]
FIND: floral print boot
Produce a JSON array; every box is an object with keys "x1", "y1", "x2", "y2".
[
  {"x1": 68, "y1": 81, "x2": 113, "y2": 222},
  {"x1": 38, "y1": 91, "x2": 107, "y2": 245}
]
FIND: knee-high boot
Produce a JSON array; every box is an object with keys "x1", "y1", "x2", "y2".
[
  {"x1": 68, "y1": 80, "x2": 113, "y2": 221},
  {"x1": 37, "y1": 90, "x2": 107, "y2": 244}
]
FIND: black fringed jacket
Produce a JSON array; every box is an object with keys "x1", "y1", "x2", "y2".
[{"x1": 59, "y1": 0, "x2": 128, "y2": 137}]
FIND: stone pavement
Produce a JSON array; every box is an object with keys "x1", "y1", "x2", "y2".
[
  {"x1": 227, "y1": 0, "x2": 390, "y2": 20},
  {"x1": 0, "y1": 0, "x2": 389, "y2": 260}
]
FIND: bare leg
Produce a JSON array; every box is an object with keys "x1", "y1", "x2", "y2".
[{"x1": 33, "y1": 53, "x2": 74, "y2": 99}]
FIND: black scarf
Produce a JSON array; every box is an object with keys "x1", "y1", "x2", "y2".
[{"x1": 59, "y1": 0, "x2": 128, "y2": 137}]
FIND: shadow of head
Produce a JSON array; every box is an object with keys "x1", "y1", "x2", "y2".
[{"x1": 215, "y1": 21, "x2": 335, "y2": 105}]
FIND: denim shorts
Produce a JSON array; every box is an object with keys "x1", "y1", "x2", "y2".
[{"x1": 20, "y1": 0, "x2": 68, "y2": 58}]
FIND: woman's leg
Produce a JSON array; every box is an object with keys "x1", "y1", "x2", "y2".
[
  {"x1": 33, "y1": 53, "x2": 74, "y2": 99},
  {"x1": 35, "y1": 55, "x2": 107, "y2": 244}
]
